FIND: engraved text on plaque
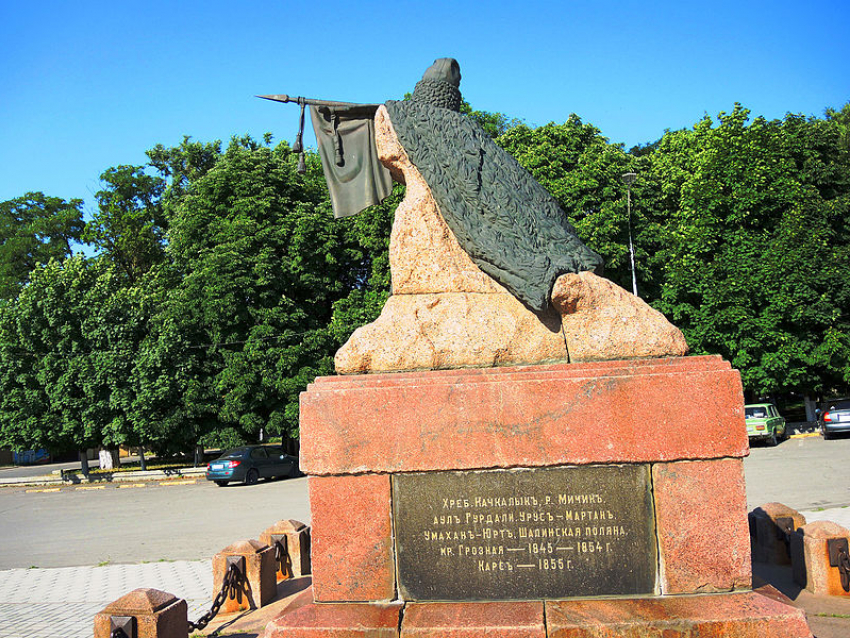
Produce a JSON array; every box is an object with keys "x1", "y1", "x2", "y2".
[{"x1": 393, "y1": 465, "x2": 656, "y2": 600}]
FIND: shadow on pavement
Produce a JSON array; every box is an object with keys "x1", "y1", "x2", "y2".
[
  {"x1": 200, "y1": 576, "x2": 312, "y2": 638},
  {"x1": 753, "y1": 560, "x2": 850, "y2": 638}
]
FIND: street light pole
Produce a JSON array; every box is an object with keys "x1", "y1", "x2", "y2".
[{"x1": 620, "y1": 172, "x2": 639, "y2": 297}]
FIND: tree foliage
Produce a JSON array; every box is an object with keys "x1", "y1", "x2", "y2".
[
  {"x1": 645, "y1": 105, "x2": 850, "y2": 397},
  {"x1": 0, "y1": 193, "x2": 84, "y2": 299},
  {"x1": 0, "y1": 257, "x2": 147, "y2": 454},
  {"x1": 84, "y1": 166, "x2": 167, "y2": 283},
  {"x1": 132, "y1": 136, "x2": 395, "y2": 447},
  {"x1": 2, "y1": 100, "x2": 849, "y2": 456}
]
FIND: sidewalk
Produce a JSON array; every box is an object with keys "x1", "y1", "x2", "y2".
[
  {"x1": 1, "y1": 506, "x2": 849, "y2": 638},
  {"x1": 0, "y1": 464, "x2": 206, "y2": 488},
  {"x1": 0, "y1": 561, "x2": 211, "y2": 638}
]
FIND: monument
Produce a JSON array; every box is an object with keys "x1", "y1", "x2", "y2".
[{"x1": 263, "y1": 59, "x2": 813, "y2": 637}]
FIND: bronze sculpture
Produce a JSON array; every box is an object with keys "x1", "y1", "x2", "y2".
[
  {"x1": 260, "y1": 58, "x2": 602, "y2": 314},
  {"x1": 261, "y1": 58, "x2": 688, "y2": 373}
]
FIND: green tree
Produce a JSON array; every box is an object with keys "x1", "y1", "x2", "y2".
[
  {"x1": 136, "y1": 136, "x2": 394, "y2": 445},
  {"x1": 0, "y1": 193, "x2": 84, "y2": 299},
  {"x1": 460, "y1": 101, "x2": 522, "y2": 139},
  {"x1": 0, "y1": 256, "x2": 149, "y2": 470},
  {"x1": 146, "y1": 136, "x2": 222, "y2": 208},
  {"x1": 645, "y1": 105, "x2": 850, "y2": 398},
  {"x1": 128, "y1": 262, "x2": 218, "y2": 457},
  {"x1": 84, "y1": 166, "x2": 167, "y2": 283}
]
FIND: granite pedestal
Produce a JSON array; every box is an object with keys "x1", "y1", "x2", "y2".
[{"x1": 265, "y1": 356, "x2": 812, "y2": 637}]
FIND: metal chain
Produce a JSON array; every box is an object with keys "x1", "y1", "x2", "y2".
[
  {"x1": 839, "y1": 547, "x2": 850, "y2": 592},
  {"x1": 187, "y1": 562, "x2": 241, "y2": 632},
  {"x1": 274, "y1": 537, "x2": 291, "y2": 576},
  {"x1": 774, "y1": 516, "x2": 795, "y2": 558}
]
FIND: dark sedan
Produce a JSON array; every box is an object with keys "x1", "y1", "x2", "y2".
[
  {"x1": 205, "y1": 446, "x2": 300, "y2": 486},
  {"x1": 820, "y1": 399, "x2": 850, "y2": 440}
]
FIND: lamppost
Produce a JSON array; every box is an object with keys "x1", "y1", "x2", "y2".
[{"x1": 620, "y1": 172, "x2": 639, "y2": 297}]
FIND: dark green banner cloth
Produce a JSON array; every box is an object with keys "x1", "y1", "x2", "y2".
[{"x1": 310, "y1": 105, "x2": 392, "y2": 219}]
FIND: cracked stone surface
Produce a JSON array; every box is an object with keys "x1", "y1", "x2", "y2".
[
  {"x1": 552, "y1": 271, "x2": 689, "y2": 362},
  {"x1": 334, "y1": 292, "x2": 568, "y2": 375}
]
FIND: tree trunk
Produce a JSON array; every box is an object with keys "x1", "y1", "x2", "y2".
[
  {"x1": 804, "y1": 396, "x2": 817, "y2": 423},
  {"x1": 79, "y1": 450, "x2": 90, "y2": 478},
  {"x1": 194, "y1": 444, "x2": 204, "y2": 467},
  {"x1": 139, "y1": 448, "x2": 147, "y2": 471}
]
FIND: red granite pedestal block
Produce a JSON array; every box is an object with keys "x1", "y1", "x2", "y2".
[
  {"x1": 271, "y1": 356, "x2": 813, "y2": 636},
  {"x1": 310, "y1": 474, "x2": 395, "y2": 602},
  {"x1": 653, "y1": 458, "x2": 751, "y2": 593},
  {"x1": 93, "y1": 588, "x2": 188, "y2": 638},
  {"x1": 791, "y1": 520, "x2": 850, "y2": 596},
  {"x1": 300, "y1": 356, "x2": 747, "y2": 475},
  {"x1": 545, "y1": 588, "x2": 812, "y2": 637},
  {"x1": 264, "y1": 599, "x2": 403, "y2": 638},
  {"x1": 401, "y1": 601, "x2": 545, "y2": 638}
]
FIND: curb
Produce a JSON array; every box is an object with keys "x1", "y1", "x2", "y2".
[{"x1": 0, "y1": 466, "x2": 206, "y2": 488}]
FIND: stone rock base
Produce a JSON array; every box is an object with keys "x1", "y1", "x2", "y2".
[
  {"x1": 334, "y1": 272, "x2": 689, "y2": 375},
  {"x1": 334, "y1": 292, "x2": 567, "y2": 374},
  {"x1": 553, "y1": 271, "x2": 689, "y2": 362},
  {"x1": 265, "y1": 588, "x2": 812, "y2": 638}
]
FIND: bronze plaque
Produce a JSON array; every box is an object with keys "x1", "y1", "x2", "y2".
[{"x1": 393, "y1": 465, "x2": 656, "y2": 601}]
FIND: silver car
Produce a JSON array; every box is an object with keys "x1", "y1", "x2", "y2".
[{"x1": 820, "y1": 399, "x2": 850, "y2": 440}]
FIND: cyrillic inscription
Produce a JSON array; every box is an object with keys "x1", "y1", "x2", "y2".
[{"x1": 393, "y1": 465, "x2": 656, "y2": 601}]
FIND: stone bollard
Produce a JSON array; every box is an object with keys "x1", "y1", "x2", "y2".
[
  {"x1": 791, "y1": 520, "x2": 850, "y2": 596},
  {"x1": 749, "y1": 503, "x2": 806, "y2": 564},
  {"x1": 212, "y1": 539, "x2": 277, "y2": 614},
  {"x1": 259, "y1": 519, "x2": 312, "y2": 582},
  {"x1": 93, "y1": 588, "x2": 188, "y2": 638}
]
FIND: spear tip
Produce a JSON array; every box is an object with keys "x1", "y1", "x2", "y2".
[{"x1": 256, "y1": 94, "x2": 292, "y2": 103}]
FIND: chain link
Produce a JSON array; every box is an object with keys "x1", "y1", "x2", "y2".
[
  {"x1": 274, "y1": 537, "x2": 291, "y2": 577},
  {"x1": 187, "y1": 562, "x2": 242, "y2": 632},
  {"x1": 838, "y1": 547, "x2": 850, "y2": 592}
]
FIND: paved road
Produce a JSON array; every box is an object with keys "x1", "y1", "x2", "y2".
[
  {"x1": 743, "y1": 433, "x2": 850, "y2": 511},
  {"x1": 0, "y1": 476, "x2": 309, "y2": 569},
  {"x1": 0, "y1": 460, "x2": 84, "y2": 480},
  {"x1": 1, "y1": 434, "x2": 849, "y2": 570}
]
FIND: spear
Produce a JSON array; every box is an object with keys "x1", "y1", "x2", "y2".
[
  {"x1": 256, "y1": 94, "x2": 381, "y2": 173},
  {"x1": 256, "y1": 94, "x2": 379, "y2": 109}
]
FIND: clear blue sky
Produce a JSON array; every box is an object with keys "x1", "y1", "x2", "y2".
[{"x1": 1, "y1": 0, "x2": 848, "y2": 217}]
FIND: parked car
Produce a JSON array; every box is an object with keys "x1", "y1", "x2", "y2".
[
  {"x1": 819, "y1": 399, "x2": 850, "y2": 440},
  {"x1": 744, "y1": 403, "x2": 786, "y2": 446},
  {"x1": 205, "y1": 445, "x2": 300, "y2": 486}
]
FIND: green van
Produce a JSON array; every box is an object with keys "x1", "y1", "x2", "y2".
[{"x1": 744, "y1": 403, "x2": 786, "y2": 446}]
